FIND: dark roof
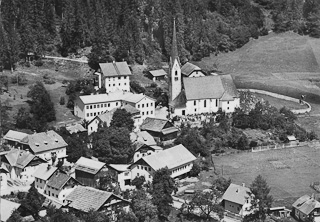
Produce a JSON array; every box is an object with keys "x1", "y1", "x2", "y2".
[
  {"x1": 140, "y1": 117, "x2": 174, "y2": 133},
  {"x1": 149, "y1": 69, "x2": 167, "y2": 77},
  {"x1": 4, "y1": 149, "x2": 45, "y2": 169},
  {"x1": 220, "y1": 74, "x2": 239, "y2": 100},
  {"x1": 66, "y1": 186, "x2": 128, "y2": 212},
  {"x1": 170, "y1": 19, "x2": 179, "y2": 66},
  {"x1": 21, "y1": 130, "x2": 68, "y2": 154},
  {"x1": 75, "y1": 157, "x2": 106, "y2": 175},
  {"x1": 181, "y1": 62, "x2": 202, "y2": 76},
  {"x1": 183, "y1": 75, "x2": 225, "y2": 100},
  {"x1": 169, "y1": 90, "x2": 187, "y2": 109},
  {"x1": 99, "y1": 62, "x2": 132, "y2": 77},
  {"x1": 47, "y1": 171, "x2": 72, "y2": 190}
]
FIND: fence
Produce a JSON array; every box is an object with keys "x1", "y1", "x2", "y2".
[{"x1": 251, "y1": 140, "x2": 320, "y2": 152}]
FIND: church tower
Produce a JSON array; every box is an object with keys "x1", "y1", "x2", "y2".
[{"x1": 169, "y1": 19, "x2": 182, "y2": 103}]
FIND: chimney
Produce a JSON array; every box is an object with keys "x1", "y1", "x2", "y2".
[
  {"x1": 47, "y1": 165, "x2": 51, "y2": 170},
  {"x1": 311, "y1": 193, "x2": 315, "y2": 200},
  {"x1": 242, "y1": 183, "x2": 245, "y2": 187}
]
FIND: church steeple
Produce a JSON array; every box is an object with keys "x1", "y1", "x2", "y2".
[{"x1": 170, "y1": 18, "x2": 179, "y2": 65}]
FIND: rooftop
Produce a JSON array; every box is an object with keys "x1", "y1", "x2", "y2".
[
  {"x1": 79, "y1": 90, "x2": 131, "y2": 105},
  {"x1": 138, "y1": 144, "x2": 196, "y2": 171},
  {"x1": 292, "y1": 195, "x2": 320, "y2": 215},
  {"x1": 130, "y1": 131, "x2": 156, "y2": 146},
  {"x1": 108, "y1": 164, "x2": 130, "y2": 172},
  {"x1": 220, "y1": 74, "x2": 239, "y2": 100},
  {"x1": 222, "y1": 183, "x2": 251, "y2": 206},
  {"x1": 65, "y1": 123, "x2": 87, "y2": 134},
  {"x1": 1, "y1": 198, "x2": 21, "y2": 222},
  {"x1": 99, "y1": 62, "x2": 132, "y2": 77},
  {"x1": 33, "y1": 164, "x2": 58, "y2": 181},
  {"x1": 47, "y1": 171, "x2": 74, "y2": 190},
  {"x1": 181, "y1": 62, "x2": 202, "y2": 76},
  {"x1": 140, "y1": 117, "x2": 175, "y2": 133},
  {"x1": 21, "y1": 130, "x2": 68, "y2": 154},
  {"x1": 149, "y1": 69, "x2": 167, "y2": 77},
  {"x1": 75, "y1": 157, "x2": 106, "y2": 175},
  {"x1": 3, "y1": 130, "x2": 28, "y2": 143},
  {"x1": 4, "y1": 149, "x2": 45, "y2": 169},
  {"x1": 123, "y1": 93, "x2": 155, "y2": 104}
]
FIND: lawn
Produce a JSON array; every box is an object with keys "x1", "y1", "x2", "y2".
[
  {"x1": 195, "y1": 32, "x2": 320, "y2": 104},
  {"x1": 212, "y1": 145, "x2": 320, "y2": 208}
]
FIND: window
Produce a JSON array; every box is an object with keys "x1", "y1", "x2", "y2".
[
  {"x1": 119, "y1": 83, "x2": 121, "y2": 86},
  {"x1": 124, "y1": 83, "x2": 127, "y2": 85},
  {"x1": 116, "y1": 102, "x2": 118, "y2": 106},
  {"x1": 174, "y1": 77, "x2": 178, "y2": 81},
  {"x1": 94, "y1": 112, "x2": 96, "y2": 116},
  {"x1": 113, "y1": 77, "x2": 115, "y2": 81},
  {"x1": 113, "y1": 84, "x2": 115, "y2": 86},
  {"x1": 204, "y1": 100, "x2": 206, "y2": 107},
  {"x1": 138, "y1": 105, "x2": 140, "y2": 108},
  {"x1": 142, "y1": 112, "x2": 144, "y2": 115},
  {"x1": 56, "y1": 195, "x2": 58, "y2": 198},
  {"x1": 90, "y1": 105, "x2": 92, "y2": 109},
  {"x1": 94, "y1": 105, "x2": 96, "y2": 108},
  {"x1": 147, "y1": 111, "x2": 149, "y2": 115},
  {"x1": 118, "y1": 77, "x2": 121, "y2": 79},
  {"x1": 137, "y1": 154, "x2": 139, "y2": 158},
  {"x1": 86, "y1": 105, "x2": 89, "y2": 109},
  {"x1": 87, "y1": 113, "x2": 89, "y2": 117},
  {"x1": 149, "y1": 175, "x2": 151, "y2": 178},
  {"x1": 216, "y1": 99, "x2": 218, "y2": 107},
  {"x1": 142, "y1": 104, "x2": 144, "y2": 108},
  {"x1": 194, "y1": 101, "x2": 196, "y2": 106},
  {"x1": 194, "y1": 108, "x2": 197, "y2": 112},
  {"x1": 109, "y1": 84, "x2": 111, "y2": 87},
  {"x1": 124, "y1": 179, "x2": 130, "y2": 185},
  {"x1": 137, "y1": 173, "x2": 139, "y2": 176},
  {"x1": 108, "y1": 103, "x2": 110, "y2": 107},
  {"x1": 227, "y1": 107, "x2": 229, "y2": 110},
  {"x1": 124, "y1": 76, "x2": 127, "y2": 79},
  {"x1": 175, "y1": 71, "x2": 178, "y2": 76},
  {"x1": 151, "y1": 111, "x2": 153, "y2": 114},
  {"x1": 137, "y1": 166, "x2": 139, "y2": 169},
  {"x1": 104, "y1": 104, "x2": 107, "y2": 107},
  {"x1": 90, "y1": 113, "x2": 93, "y2": 116},
  {"x1": 146, "y1": 103, "x2": 149, "y2": 107},
  {"x1": 150, "y1": 103, "x2": 153, "y2": 106}
]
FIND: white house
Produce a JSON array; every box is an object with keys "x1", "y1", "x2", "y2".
[
  {"x1": 1, "y1": 148, "x2": 46, "y2": 183},
  {"x1": 87, "y1": 104, "x2": 141, "y2": 135},
  {"x1": 74, "y1": 90, "x2": 155, "y2": 122},
  {"x1": 34, "y1": 164, "x2": 58, "y2": 193},
  {"x1": 222, "y1": 183, "x2": 253, "y2": 217},
  {"x1": 292, "y1": 194, "x2": 320, "y2": 221},
  {"x1": 133, "y1": 143, "x2": 163, "y2": 162},
  {"x1": 168, "y1": 20, "x2": 240, "y2": 116},
  {"x1": 107, "y1": 164, "x2": 133, "y2": 191},
  {"x1": 94, "y1": 62, "x2": 131, "y2": 92},
  {"x1": 129, "y1": 144, "x2": 196, "y2": 183}
]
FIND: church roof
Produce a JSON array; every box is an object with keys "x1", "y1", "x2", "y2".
[
  {"x1": 169, "y1": 90, "x2": 187, "y2": 109},
  {"x1": 220, "y1": 75, "x2": 239, "y2": 100},
  {"x1": 170, "y1": 19, "x2": 180, "y2": 66},
  {"x1": 183, "y1": 76, "x2": 225, "y2": 100}
]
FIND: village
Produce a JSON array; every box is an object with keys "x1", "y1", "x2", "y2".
[{"x1": 0, "y1": 16, "x2": 320, "y2": 222}]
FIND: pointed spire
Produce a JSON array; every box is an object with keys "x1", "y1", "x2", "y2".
[{"x1": 170, "y1": 18, "x2": 179, "y2": 64}]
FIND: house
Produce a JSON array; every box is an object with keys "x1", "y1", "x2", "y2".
[
  {"x1": 148, "y1": 69, "x2": 167, "y2": 82},
  {"x1": 222, "y1": 183, "x2": 252, "y2": 217},
  {"x1": 130, "y1": 131, "x2": 157, "y2": 146},
  {"x1": 168, "y1": 20, "x2": 240, "y2": 116},
  {"x1": 129, "y1": 144, "x2": 196, "y2": 183},
  {"x1": 33, "y1": 164, "x2": 58, "y2": 194},
  {"x1": 3, "y1": 130, "x2": 28, "y2": 148},
  {"x1": 140, "y1": 117, "x2": 178, "y2": 141},
  {"x1": 107, "y1": 164, "x2": 133, "y2": 191},
  {"x1": 65, "y1": 186, "x2": 130, "y2": 217},
  {"x1": 74, "y1": 157, "x2": 107, "y2": 188},
  {"x1": 0, "y1": 198, "x2": 21, "y2": 222},
  {"x1": 133, "y1": 143, "x2": 163, "y2": 162},
  {"x1": 270, "y1": 207, "x2": 291, "y2": 219},
  {"x1": 94, "y1": 61, "x2": 131, "y2": 92},
  {"x1": 287, "y1": 135, "x2": 298, "y2": 146},
  {"x1": 292, "y1": 194, "x2": 320, "y2": 221},
  {"x1": 0, "y1": 163, "x2": 9, "y2": 190},
  {"x1": 65, "y1": 123, "x2": 87, "y2": 135},
  {"x1": 1, "y1": 148, "x2": 46, "y2": 182},
  {"x1": 45, "y1": 171, "x2": 80, "y2": 202},
  {"x1": 87, "y1": 104, "x2": 141, "y2": 135},
  {"x1": 74, "y1": 90, "x2": 155, "y2": 122},
  {"x1": 181, "y1": 62, "x2": 206, "y2": 78}
]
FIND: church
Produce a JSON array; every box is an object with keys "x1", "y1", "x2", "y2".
[{"x1": 168, "y1": 20, "x2": 240, "y2": 116}]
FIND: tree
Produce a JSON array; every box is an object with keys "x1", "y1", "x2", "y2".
[
  {"x1": 131, "y1": 176, "x2": 145, "y2": 190},
  {"x1": 15, "y1": 107, "x2": 32, "y2": 129},
  {"x1": 7, "y1": 209, "x2": 23, "y2": 222},
  {"x1": 80, "y1": 210, "x2": 110, "y2": 222},
  {"x1": 152, "y1": 167, "x2": 177, "y2": 220},
  {"x1": 110, "y1": 108, "x2": 135, "y2": 132},
  {"x1": 187, "y1": 190, "x2": 224, "y2": 220},
  {"x1": 213, "y1": 177, "x2": 231, "y2": 193},
  {"x1": 131, "y1": 190, "x2": 158, "y2": 222},
  {"x1": 244, "y1": 175, "x2": 273, "y2": 222},
  {"x1": 189, "y1": 162, "x2": 201, "y2": 177},
  {"x1": 21, "y1": 184, "x2": 45, "y2": 220}
]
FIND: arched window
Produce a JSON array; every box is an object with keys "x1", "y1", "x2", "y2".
[{"x1": 175, "y1": 70, "x2": 178, "y2": 76}]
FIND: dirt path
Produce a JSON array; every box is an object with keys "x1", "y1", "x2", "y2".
[{"x1": 44, "y1": 55, "x2": 88, "y2": 63}]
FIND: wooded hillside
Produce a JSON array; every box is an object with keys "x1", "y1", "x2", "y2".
[{"x1": 0, "y1": 0, "x2": 319, "y2": 71}]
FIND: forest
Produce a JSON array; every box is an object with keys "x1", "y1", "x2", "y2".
[{"x1": 0, "y1": 0, "x2": 319, "y2": 71}]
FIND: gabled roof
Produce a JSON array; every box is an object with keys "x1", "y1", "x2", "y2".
[
  {"x1": 4, "y1": 149, "x2": 45, "y2": 169},
  {"x1": 140, "y1": 117, "x2": 175, "y2": 133},
  {"x1": 183, "y1": 75, "x2": 225, "y2": 100},
  {"x1": 75, "y1": 157, "x2": 106, "y2": 175},
  {"x1": 66, "y1": 123, "x2": 87, "y2": 134},
  {"x1": 130, "y1": 131, "x2": 157, "y2": 146},
  {"x1": 149, "y1": 69, "x2": 167, "y2": 77},
  {"x1": 220, "y1": 74, "x2": 239, "y2": 100},
  {"x1": 222, "y1": 183, "x2": 251, "y2": 206},
  {"x1": 292, "y1": 195, "x2": 320, "y2": 215},
  {"x1": 79, "y1": 90, "x2": 131, "y2": 105},
  {"x1": 21, "y1": 130, "x2": 68, "y2": 154},
  {"x1": 108, "y1": 164, "x2": 130, "y2": 173},
  {"x1": 99, "y1": 62, "x2": 132, "y2": 77},
  {"x1": 136, "y1": 144, "x2": 196, "y2": 171},
  {"x1": 169, "y1": 90, "x2": 187, "y2": 109},
  {"x1": 181, "y1": 62, "x2": 202, "y2": 77},
  {"x1": 33, "y1": 164, "x2": 58, "y2": 181},
  {"x1": 47, "y1": 171, "x2": 78, "y2": 190},
  {"x1": 123, "y1": 93, "x2": 155, "y2": 104},
  {"x1": 3, "y1": 130, "x2": 28, "y2": 143},
  {"x1": 66, "y1": 186, "x2": 128, "y2": 212},
  {"x1": 1, "y1": 198, "x2": 21, "y2": 222},
  {"x1": 135, "y1": 143, "x2": 163, "y2": 152}
]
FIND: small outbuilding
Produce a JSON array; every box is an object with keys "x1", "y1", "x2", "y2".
[{"x1": 148, "y1": 69, "x2": 167, "y2": 82}]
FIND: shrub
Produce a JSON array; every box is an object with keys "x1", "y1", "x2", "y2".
[
  {"x1": 130, "y1": 81, "x2": 146, "y2": 94},
  {"x1": 44, "y1": 79, "x2": 55, "y2": 84},
  {"x1": 34, "y1": 59, "x2": 43, "y2": 67},
  {"x1": 59, "y1": 96, "x2": 65, "y2": 105},
  {"x1": 150, "y1": 82, "x2": 157, "y2": 88},
  {"x1": 189, "y1": 162, "x2": 201, "y2": 177}
]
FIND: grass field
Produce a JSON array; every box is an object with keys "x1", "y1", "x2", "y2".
[
  {"x1": 212, "y1": 145, "x2": 320, "y2": 208},
  {"x1": 195, "y1": 32, "x2": 320, "y2": 104}
]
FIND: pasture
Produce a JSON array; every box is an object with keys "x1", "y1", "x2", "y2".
[{"x1": 212, "y1": 145, "x2": 320, "y2": 208}]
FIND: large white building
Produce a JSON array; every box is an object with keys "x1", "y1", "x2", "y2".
[
  {"x1": 74, "y1": 91, "x2": 156, "y2": 122},
  {"x1": 168, "y1": 20, "x2": 240, "y2": 116},
  {"x1": 94, "y1": 62, "x2": 131, "y2": 93}
]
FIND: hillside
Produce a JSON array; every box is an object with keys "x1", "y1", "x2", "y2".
[{"x1": 196, "y1": 32, "x2": 320, "y2": 103}]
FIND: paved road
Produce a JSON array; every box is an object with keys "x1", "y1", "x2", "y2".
[{"x1": 43, "y1": 55, "x2": 88, "y2": 63}]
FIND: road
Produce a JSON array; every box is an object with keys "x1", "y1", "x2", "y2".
[{"x1": 43, "y1": 55, "x2": 88, "y2": 63}]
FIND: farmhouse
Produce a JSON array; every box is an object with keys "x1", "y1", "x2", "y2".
[
  {"x1": 129, "y1": 144, "x2": 196, "y2": 183},
  {"x1": 168, "y1": 20, "x2": 240, "y2": 116},
  {"x1": 133, "y1": 143, "x2": 163, "y2": 162},
  {"x1": 65, "y1": 186, "x2": 130, "y2": 216},
  {"x1": 1, "y1": 148, "x2": 46, "y2": 182},
  {"x1": 292, "y1": 194, "x2": 320, "y2": 221},
  {"x1": 140, "y1": 117, "x2": 178, "y2": 141},
  {"x1": 181, "y1": 62, "x2": 206, "y2": 78},
  {"x1": 74, "y1": 157, "x2": 107, "y2": 188},
  {"x1": 34, "y1": 164, "x2": 58, "y2": 194},
  {"x1": 65, "y1": 123, "x2": 87, "y2": 135},
  {"x1": 94, "y1": 61, "x2": 131, "y2": 92},
  {"x1": 3, "y1": 130, "x2": 28, "y2": 148},
  {"x1": 148, "y1": 69, "x2": 167, "y2": 82},
  {"x1": 107, "y1": 164, "x2": 133, "y2": 191},
  {"x1": 74, "y1": 90, "x2": 155, "y2": 122},
  {"x1": 222, "y1": 183, "x2": 252, "y2": 217}
]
